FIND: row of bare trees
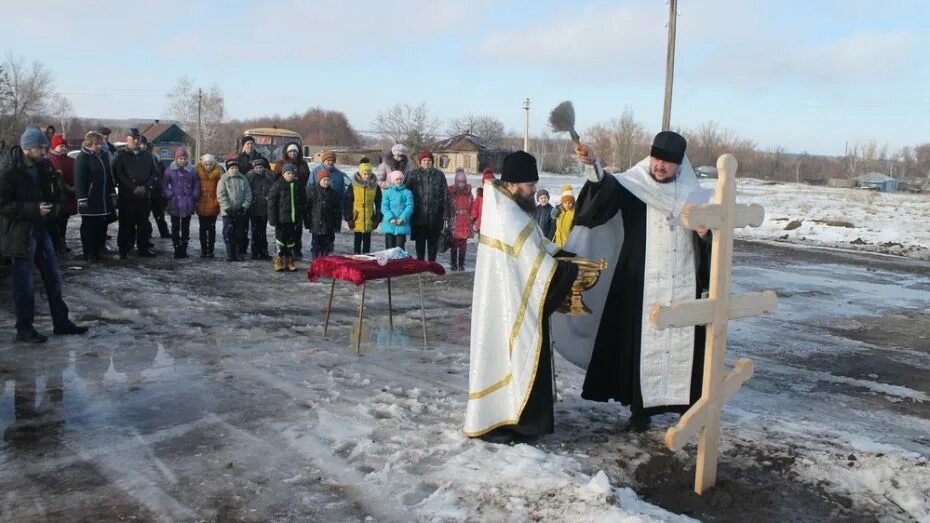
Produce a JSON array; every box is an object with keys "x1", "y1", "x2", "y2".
[{"x1": 0, "y1": 54, "x2": 74, "y2": 139}]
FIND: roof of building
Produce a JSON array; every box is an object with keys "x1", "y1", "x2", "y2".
[
  {"x1": 430, "y1": 133, "x2": 504, "y2": 153},
  {"x1": 857, "y1": 172, "x2": 897, "y2": 183}
]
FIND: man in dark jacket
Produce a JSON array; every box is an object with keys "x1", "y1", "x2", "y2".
[
  {"x1": 236, "y1": 136, "x2": 267, "y2": 255},
  {"x1": 406, "y1": 150, "x2": 449, "y2": 261},
  {"x1": 140, "y1": 135, "x2": 170, "y2": 239},
  {"x1": 0, "y1": 128, "x2": 88, "y2": 343},
  {"x1": 113, "y1": 129, "x2": 159, "y2": 258}
]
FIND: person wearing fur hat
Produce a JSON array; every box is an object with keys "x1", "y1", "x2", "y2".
[
  {"x1": 47, "y1": 135, "x2": 77, "y2": 253},
  {"x1": 217, "y1": 159, "x2": 253, "y2": 261},
  {"x1": 195, "y1": 154, "x2": 222, "y2": 258},
  {"x1": 267, "y1": 163, "x2": 306, "y2": 271},
  {"x1": 376, "y1": 143, "x2": 411, "y2": 191},
  {"x1": 406, "y1": 150, "x2": 449, "y2": 261},
  {"x1": 245, "y1": 157, "x2": 275, "y2": 260},
  {"x1": 307, "y1": 149, "x2": 348, "y2": 198},
  {"x1": 447, "y1": 168, "x2": 474, "y2": 270},
  {"x1": 162, "y1": 148, "x2": 201, "y2": 258},
  {"x1": 471, "y1": 168, "x2": 496, "y2": 234},
  {"x1": 113, "y1": 128, "x2": 159, "y2": 258},
  {"x1": 276, "y1": 142, "x2": 311, "y2": 258},
  {"x1": 343, "y1": 157, "x2": 382, "y2": 254},
  {"x1": 0, "y1": 127, "x2": 88, "y2": 342},
  {"x1": 306, "y1": 168, "x2": 343, "y2": 259},
  {"x1": 379, "y1": 170, "x2": 414, "y2": 250},
  {"x1": 532, "y1": 189, "x2": 555, "y2": 240},
  {"x1": 551, "y1": 185, "x2": 575, "y2": 247}
]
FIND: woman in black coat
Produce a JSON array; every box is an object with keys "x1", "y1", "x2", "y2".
[{"x1": 74, "y1": 132, "x2": 116, "y2": 261}]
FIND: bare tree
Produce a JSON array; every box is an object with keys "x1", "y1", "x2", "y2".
[
  {"x1": 165, "y1": 76, "x2": 226, "y2": 155},
  {"x1": 0, "y1": 54, "x2": 56, "y2": 136},
  {"x1": 373, "y1": 102, "x2": 439, "y2": 153},
  {"x1": 446, "y1": 114, "x2": 507, "y2": 146},
  {"x1": 50, "y1": 94, "x2": 74, "y2": 136},
  {"x1": 611, "y1": 107, "x2": 648, "y2": 169}
]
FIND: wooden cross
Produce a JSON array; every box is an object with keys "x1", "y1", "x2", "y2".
[{"x1": 649, "y1": 153, "x2": 778, "y2": 495}]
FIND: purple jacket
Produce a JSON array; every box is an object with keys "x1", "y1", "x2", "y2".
[{"x1": 163, "y1": 161, "x2": 201, "y2": 217}]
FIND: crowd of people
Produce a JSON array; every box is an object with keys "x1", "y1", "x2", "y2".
[{"x1": 1, "y1": 125, "x2": 553, "y2": 343}]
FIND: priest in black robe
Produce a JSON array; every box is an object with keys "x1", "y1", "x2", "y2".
[{"x1": 552, "y1": 132, "x2": 711, "y2": 431}]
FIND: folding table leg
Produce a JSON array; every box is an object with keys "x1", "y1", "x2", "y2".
[
  {"x1": 323, "y1": 279, "x2": 336, "y2": 337},
  {"x1": 387, "y1": 278, "x2": 394, "y2": 331},
  {"x1": 418, "y1": 274, "x2": 427, "y2": 348},
  {"x1": 356, "y1": 282, "x2": 366, "y2": 354}
]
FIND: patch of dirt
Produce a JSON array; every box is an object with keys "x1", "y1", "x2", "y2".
[{"x1": 784, "y1": 220, "x2": 803, "y2": 231}]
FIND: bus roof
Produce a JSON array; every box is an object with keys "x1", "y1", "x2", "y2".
[{"x1": 243, "y1": 128, "x2": 301, "y2": 138}]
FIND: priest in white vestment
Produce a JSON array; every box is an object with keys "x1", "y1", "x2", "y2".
[{"x1": 464, "y1": 151, "x2": 578, "y2": 441}]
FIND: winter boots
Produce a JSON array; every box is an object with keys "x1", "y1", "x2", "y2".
[
  {"x1": 173, "y1": 241, "x2": 189, "y2": 259},
  {"x1": 286, "y1": 256, "x2": 297, "y2": 272},
  {"x1": 450, "y1": 248, "x2": 467, "y2": 271},
  {"x1": 457, "y1": 249, "x2": 466, "y2": 271},
  {"x1": 274, "y1": 257, "x2": 285, "y2": 272}
]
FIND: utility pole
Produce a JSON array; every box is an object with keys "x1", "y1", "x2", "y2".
[
  {"x1": 523, "y1": 98, "x2": 531, "y2": 151},
  {"x1": 661, "y1": 0, "x2": 678, "y2": 131},
  {"x1": 196, "y1": 87, "x2": 203, "y2": 160}
]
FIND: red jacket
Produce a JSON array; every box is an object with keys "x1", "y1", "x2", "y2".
[
  {"x1": 471, "y1": 187, "x2": 484, "y2": 232},
  {"x1": 448, "y1": 183, "x2": 474, "y2": 240},
  {"x1": 47, "y1": 149, "x2": 77, "y2": 215}
]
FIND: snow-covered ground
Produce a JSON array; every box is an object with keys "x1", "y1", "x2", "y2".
[{"x1": 0, "y1": 169, "x2": 927, "y2": 521}]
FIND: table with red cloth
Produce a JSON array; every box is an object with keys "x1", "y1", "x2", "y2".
[{"x1": 308, "y1": 256, "x2": 446, "y2": 352}]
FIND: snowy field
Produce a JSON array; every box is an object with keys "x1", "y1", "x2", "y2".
[{"x1": 0, "y1": 168, "x2": 927, "y2": 521}]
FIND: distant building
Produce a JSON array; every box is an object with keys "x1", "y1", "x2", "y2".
[
  {"x1": 303, "y1": 145, "x2": 383, "y2": 166},
  {"x1": 140, "y1": 122, "x2": 195, "y2": 165},
  {"x1": 429, "y1": 133, "x2": 510, "y2": 174},
  {"x1": 827, "y1": 178, "x2": 857, "y2": 188},
  {"x1": 856, "y1": 172, "x2": 899, "y2": 192}
]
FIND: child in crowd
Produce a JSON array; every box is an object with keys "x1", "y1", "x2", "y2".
[
  {"x1": 267, "y1": 163, "x2": 306, "y2": 272},
  {"x1": 306, "y1": 169, "x2": 342, "y2": 259},
  {"x1": 471, "y1": 168, "x2": 495, "y2": 234},
  {"x1": 447, "y1": 168, "x2": 473, "y2": 270},
  {"x1": 344, "y1": 158, "x2": 382, "y2": 254},
  {"x1": 217, "y1": 160, "x2": 253, "y2": 262},
  {"x1": 379, "y1": 170, "x2": 414, "y2": 251},
  {"x1": 246, "y1": 158, "x2": 275, "y2": 260},
  {"x1": 551, "y1": 185, "x2": 575, "y2": 248},
  {"x1": 195, "y1": 154, "x2": 222, "y2": 258},
  {"x1": 532, "y1": 189, "x2": 555, "y2": 240},
  {"x1": 162, "y1": 148, "x2": 201, "y2": 259}
]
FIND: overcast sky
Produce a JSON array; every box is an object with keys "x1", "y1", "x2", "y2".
[{"x1": 3, "y1": 0, "x2": 928, "y2": 155}]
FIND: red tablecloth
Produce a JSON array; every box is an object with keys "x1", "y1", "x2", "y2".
[{"x1": 308, "y1": 256, "x2": 446, "y2": 286}]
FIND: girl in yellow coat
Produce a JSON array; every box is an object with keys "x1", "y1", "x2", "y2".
[
  {"x1": 551, "y1": 185, "x2": 575, "y2": 247},
  {"x1": 343, "y1": 159, "x2": 382, "y2": 254}
]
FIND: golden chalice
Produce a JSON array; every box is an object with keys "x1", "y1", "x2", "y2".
[{"x1": 554, "y1": 257, "x2": 608, "y2": 315}]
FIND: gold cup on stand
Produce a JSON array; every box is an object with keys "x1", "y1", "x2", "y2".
[{"x1": 554, "y1": 257, "x2": 608, "y2": 315}]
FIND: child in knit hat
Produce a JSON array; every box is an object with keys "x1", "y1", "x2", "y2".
[
  {"x1": 551, "y1": 185, "x2": 575, "y2": 247},
  {"x1": 344, "y1": 157, "x2": 382, "y2": 254},
  {"x1": 447, "y1": 168, "x2": 473, "y2": 270},
  {"x1": 379, "y1": 170, "x2": 414, "y2": 251},
  {"x1": 532, "y1": 188, "x2": 555, "y2": 240},
  {"x1": 305, "y1": 168, "x2": 342, "y2": 259},
  {"x1": 267, "y1": 163, "x2": 306, "y2": 271}
]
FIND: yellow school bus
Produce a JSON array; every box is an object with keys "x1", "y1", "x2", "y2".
[{"x1": 242, "y1": 128, "x2": 302, "y2": 172}]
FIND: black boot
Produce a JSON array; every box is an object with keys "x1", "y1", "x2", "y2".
[
  {"x1": 180, "y1": 241, "x2": 189, "y2": 259},
  {"x1": 225, "y1": 242, "x2": 237, "y2": 262},
  {"x1": 53, "y1": 321, "x2": 88, "y2": 335},
  {"x1": 15, "y1": 328, "x2": 48, "y2": 343},
  {"x1": 458, "y1": 249, "x2": 466, "y2": 271},
  {"x1": 173, "y1": 241, "x2": 182, "y2": 259}
]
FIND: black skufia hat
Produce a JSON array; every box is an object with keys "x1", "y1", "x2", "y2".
[
  {"x1": 650, "y1": 131, "x2": 687, "y2": 164},
  {"x1": 501, "y1": 151, "x2": 539, "y2": 183}
]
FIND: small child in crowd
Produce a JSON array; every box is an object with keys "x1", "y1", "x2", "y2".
[
  {"x1": 532, "y1": 189, "x2": 555, "y2": 240},
  {"x1": 306, "y1": 169, "x2": 342, "y2": 259},
  {"x1": 379, "y1": 170, "x2": 414, "y2": 251},
  {"x1": 552, "y1": 185, "x2": 575, "y2": 248},
  {"x1": 267, "y1": 163, "x2": 306, "y2": 272},
  {"x1": 344, "y1": 157, "x2": 382, "y2": 254}
]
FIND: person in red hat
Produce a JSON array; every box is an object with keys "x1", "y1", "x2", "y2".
[
  {"x1": 46, "y1": 135, "x2": 77, "y2": 253},
  {"x1": 471, "y1": 168, "x2": 496, "y2": 234},
  {"x1": 405, "y1": 150, "x2": 449, "y2": 261}
]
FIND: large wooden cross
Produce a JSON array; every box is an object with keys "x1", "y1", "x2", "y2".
[{"x1": 649, "y1": 153, "x2": 778, "y2": 495}]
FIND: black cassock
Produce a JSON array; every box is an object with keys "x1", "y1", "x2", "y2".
[
  {"x1": 574, "y1": 173, "x2": 712, "y2": 417},
  {"x1": 486, "y1": 260, "x2": 578, "y2": 438}
]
